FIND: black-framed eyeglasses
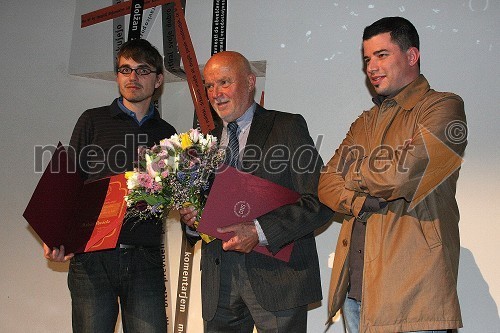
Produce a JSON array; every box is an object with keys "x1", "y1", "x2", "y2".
[{"x1": 117, "y1": 66, "x2": 157, "y2": 76}]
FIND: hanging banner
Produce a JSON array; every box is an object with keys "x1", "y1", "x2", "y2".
[
  {"x1": 141, "y1": 6, "x2": 161, "y2": 38},
  {"x1": 81, "y1": 0, "x2": 171, "y2": 28},
  {"x1": 127, "y1": 0, "x2": 145, "y2": 40},
  {"x1": 113, "y1": 0, "x2": 125, "y2": 69},
  {"x1": 193, "y1": 0, "x2": 227, "y2": 128},
  {"x1": 211, "y1": 0, "x2": 227, "y2": 55},
  {"x1": 161, "y1": 218, "x2": 173, "y2": 333},
  {"x1": 167, "y1": 7, "x2": 194, "y2": 329},
  {"x1": 173, "y1": 231, "x2": 195, "y2": 333},
  {"x1": 172, "y1": 0, "x2": 214, "y2": 133},
  {"x1": 162, "y1": 1, "x2": 186, "y2": 80}
]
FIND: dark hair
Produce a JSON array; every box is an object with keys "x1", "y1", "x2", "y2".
[
  {"x1": 363, "y1": 17, "x2": 419, "y2": 52},
  {"x1": 115, "y1": 39, "x2": 164, "y2": 74}
]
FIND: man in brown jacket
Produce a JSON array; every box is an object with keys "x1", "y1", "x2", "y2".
[{"x1": 318, "y1": 17, "x2": 467, "y2": 333}]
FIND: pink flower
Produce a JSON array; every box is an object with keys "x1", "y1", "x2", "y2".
[
  {"x1": 138, "y1": 173, "x2": 153, "y2": 189},
  {"x1": 151, "y1": 181, "x2": 163, "y2": 192},
  {"x1": 157, "y1": 158, "x2": 166, "y2": 169}
]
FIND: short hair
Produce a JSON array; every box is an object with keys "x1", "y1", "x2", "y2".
[
  {"x1": 115, "y1": 39, "x2": 164, "y2": 74},
  {"x1": 363, "y1": 17, "x2": 419, "y2": 52}
]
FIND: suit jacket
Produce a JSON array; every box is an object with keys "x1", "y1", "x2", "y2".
[{"x1": 197, "y1": 104, "x2": 333, "y2": 320}]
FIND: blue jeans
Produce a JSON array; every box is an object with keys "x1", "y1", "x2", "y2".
[
  {"x1": 342, "y1": 297, "x2": 448, "y2": 333},
  {"x1": 68, "y1": 247, "x2": 166, "y2": 333},
  {"x1": 343, "y1": 297, "x2": 361, "y2": 333}
]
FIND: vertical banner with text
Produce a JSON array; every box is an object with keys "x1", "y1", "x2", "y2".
[
  {"x1": 113, "y1": 0, "x2": 125, "y2": 69},
  {"x1": 127, "y1": 0, "x2": 145, "y2": 40},
  {"x1": 162, "y1": 1, "x2": 186, "y2": 80}
]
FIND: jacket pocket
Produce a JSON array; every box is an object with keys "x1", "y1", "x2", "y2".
[{"x1": 418, "y1": 201, "x2": 442, "y2": 249}]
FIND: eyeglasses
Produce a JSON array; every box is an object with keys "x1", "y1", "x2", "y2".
[{"x1": 117, "y1": 66, "x2": 157, "y2": 76}]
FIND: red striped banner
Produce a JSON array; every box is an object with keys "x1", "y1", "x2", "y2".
[{"x1": 82, "y1": 0, "x2": 172, "y2": 28}]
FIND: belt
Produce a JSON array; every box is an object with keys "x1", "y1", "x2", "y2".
[
  {"x1": 118, "y1": 244, "x2": 160, "y2": 249},
  {"x1": 119, "y1": 244, "x2": 137, "y2": 249}
]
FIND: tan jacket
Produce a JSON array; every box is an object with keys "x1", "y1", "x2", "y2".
[{"x1": 318, "y1": 75, "x2": 466, "y2": 332}]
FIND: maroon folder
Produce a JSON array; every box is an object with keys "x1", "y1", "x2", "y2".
[
  {"x1": 198, "y1": 165, "x2": 300, "y2": 262},
  {"x1": 23, "y1": 143, "x2": 128, "y2": 254}
]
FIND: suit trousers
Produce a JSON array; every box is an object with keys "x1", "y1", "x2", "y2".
[{"x1": 205, "y1": 250, "x2": 307, "y2": 333}]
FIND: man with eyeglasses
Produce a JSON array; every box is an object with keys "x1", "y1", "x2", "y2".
[{"x1": 43, "y1": 39, "x2": 176, "y2": 333}]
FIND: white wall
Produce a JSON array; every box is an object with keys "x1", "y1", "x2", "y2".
[{"x1": 0, "y1": 1, "x2": 498, "y2": 332}]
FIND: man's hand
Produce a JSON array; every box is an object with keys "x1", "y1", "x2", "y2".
[
  {"x1": 43, "y1": 243, "x2": 74, "y2": 262},
  {"x1": 218, "y1": 222, "x2": 259, "y2": 253},
  {"x1": 362, "y1": 195, "x2": 388, "y2": 212},
  {"x1": 179, "y1": 206, "x2": 198, "y2": 227}
]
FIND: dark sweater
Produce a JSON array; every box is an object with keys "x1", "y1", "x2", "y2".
[{"x1": 69, "y1": 98, "x2": 176, "y2": 246}]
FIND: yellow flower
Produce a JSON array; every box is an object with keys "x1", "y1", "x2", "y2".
[
  {"x1": 125, "y1": 171, "x2": 135, "y2": 179},
  {"x1": 179, "y1": 133, "x2": 193, "y2": 149}
]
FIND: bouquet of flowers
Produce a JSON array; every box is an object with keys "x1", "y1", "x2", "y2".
[{"x1": 124, "y1": 128, "x2": 225, "y2": 235}]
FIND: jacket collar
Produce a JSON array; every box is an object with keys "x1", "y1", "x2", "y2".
[
  {"x1": 245, "y1": 104, "x2": 273, "y2": 149},
  {"x1": 391, "y1": 74, "x2": 430, "y2": 111},
  {"x1": 209, "y1": 103, "x2": 273, "y2": 148}
]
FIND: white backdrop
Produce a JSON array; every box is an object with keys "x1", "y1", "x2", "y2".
[{"x1": 0, "y1": 1, "x2": 498, "y2": 332}]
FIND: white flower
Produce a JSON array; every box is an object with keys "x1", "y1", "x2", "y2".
[
  {"x1": 126, "y1": 173, "x2": 139, "y2": 190},
  {"x1": 206, "y1": 134, "x2": 216, "y2": 148},
  {"x1": 160, "y1": 138, "x2": 175, "y2": 151},
  {"x1": 146, "y1": 154, "x2": 159, "y2": 178},
  {"x1": 166, "y1": 154, "x2": 179, "y2": 173}
]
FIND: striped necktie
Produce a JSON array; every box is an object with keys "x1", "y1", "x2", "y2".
[{"x1": 226, "y1": 121, "x2": 240, "y2": 169}]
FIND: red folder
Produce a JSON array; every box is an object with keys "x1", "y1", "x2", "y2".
[
  {"x1": 198, "y1": 165, "x2": 300, "y2": 262},
  {"x1": 23, "y1": 143, "x2": 128, "y2": 254}
]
